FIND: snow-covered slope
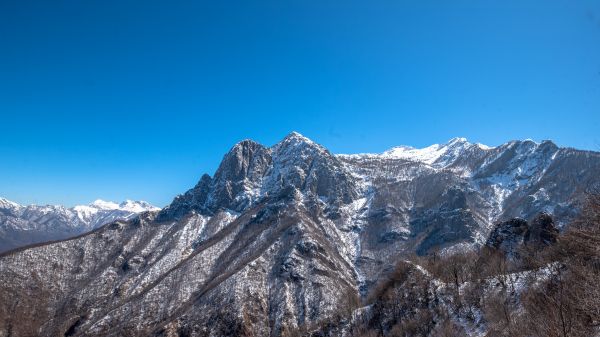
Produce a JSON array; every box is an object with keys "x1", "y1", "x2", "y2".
[
  {"x1": 0, "y1": 198, "x2": 159, "y2": 252},
  {"x1": 0, "y1": 132, "x2": 597, "y2": 337},
  {"x1": 337, "y1": 137, "x2": 595, "y2": 253},
  {"x1": 342, "y1": 137, "x2": 490, "y2": 167}
]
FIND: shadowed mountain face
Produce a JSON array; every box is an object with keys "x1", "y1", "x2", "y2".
[{"x1": 0, "y1": 133, "x2": 598, "y2": 336}]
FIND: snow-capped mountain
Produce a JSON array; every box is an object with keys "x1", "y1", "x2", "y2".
[
  {"x1": 336, "y1": 136, "x2": 592, "y2": 254},
  {"x1": 72, "y1": 199, "x2": 160, "y2": 228},
  {"x1": 0, "y1": 198, "x2": 159, "y2": 252},
  {"x1": 0, "y1": 132, "x2": 598, "y2": 336}
]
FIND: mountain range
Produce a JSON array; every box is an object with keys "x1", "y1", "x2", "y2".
[
  {"x1": 0, "y1": 132, "x2": 598, "y2": 337},
  {"x1": 0, "y1": 199, "x2": 159, "y2": 253}
]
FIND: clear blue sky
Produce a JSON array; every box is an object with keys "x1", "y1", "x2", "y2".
[{"x1": 1, "y1": 0, "x2": 599, "y2": 207}]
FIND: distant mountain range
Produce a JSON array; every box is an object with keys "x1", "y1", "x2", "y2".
[
  {"x1": 0, "y1": 198, "x2": 159, "y2": 253},
  {"x1": 0, "y1": 132, "x2": 598, "y2": 336}
]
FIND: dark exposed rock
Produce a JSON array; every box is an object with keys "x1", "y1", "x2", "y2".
[
  {"x1": 525, "y1": 212, "x2": 559, "y2": 247},
  {"x1": 157, "y1": 174, "x2": 213, "y2": 220},
  {"x1": 486, "y1": 213, "x2": 559, "y2": 257},
  {"x1": 379, "y1": 231, "x2": 405, "y2": 243},
  {"x1": 486, "y1": 218, "x2": 529, "y2": 251}
]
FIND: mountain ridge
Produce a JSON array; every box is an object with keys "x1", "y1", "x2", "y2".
[
  {"x1": 0, "y1": 198, "x2": 159, "y2": 253},
  {"x1": 0, "y1": 132, "x2": 598, "y2": 336}
]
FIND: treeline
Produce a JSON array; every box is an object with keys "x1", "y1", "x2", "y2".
[{"x1": 305, "y1": 194, "x2": 600, "y2": 337}]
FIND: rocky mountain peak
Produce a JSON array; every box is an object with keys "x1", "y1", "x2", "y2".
[
  {"x1": 375, "y1": 137, "x2": 485, "y2": 168},
  {"x1": 160, "y1": 135, "x2": 598, "y2": 228},
  {"x1": 160, "y1": 132, "x2": 358, "y2": 220},
  {"x1": 265, "y1": 132, "x2": 358, "y2": 206},
  {"x1": 0, "y1": 198, "x2": 21, "y2": 211},
  {"x1": 117, "y1": 200, "x2": 160, "y2": 213},
  {"x1": 76, "y1": 199, "x2": 158, "y2": 213},
  {"x1": 447, "y1": 137, "x2": 468, "y2": 146},
  {"x1": 280, "y1": 130, "x2": 313, "y2": 143},
  {"x1": 90, "y1": 199, "x2": 120, "y2": 209},
  {"x1": 213, "y1": 139, "x2": 271, "y2": 184},
  {"x1": 503, "y1": 138, "x2": 558, "y2": 153},
  {"x1": 271, "y1": 131, "x2": 325, "y2": 156}
]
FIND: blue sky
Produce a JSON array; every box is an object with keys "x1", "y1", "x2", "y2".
[{"x1": 1, "y1": 0, "x2": 599, "y2": 207}]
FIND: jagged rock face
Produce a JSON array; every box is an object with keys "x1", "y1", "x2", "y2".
[
  {"x1": 160, "y1": 132, "x2": 358, "y2": 220},
  {"x1": 524, "y1": 213, "x2": 559, "y2": 247},
  {"x1": 0, "y1": 199, "x2": 158, "y2": 253},
  {"x1": 159, "y1": 140, "x2": 272, "y2": 219},
  {"x1": 210, "y1": 140, "x2": 272, "y2": 210},
  {"x1": 485, "y1": 218, "x2": 529, "y2": 252},
  {"x1": 0, "y1": 133, "x2": 598, "y2": 336},
  {"x1": 485, "y1": 213, "x2": 559, "y2": 257},
  {"x1": 265, "y1": 132, "x2": 358, "y2": 206}
]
